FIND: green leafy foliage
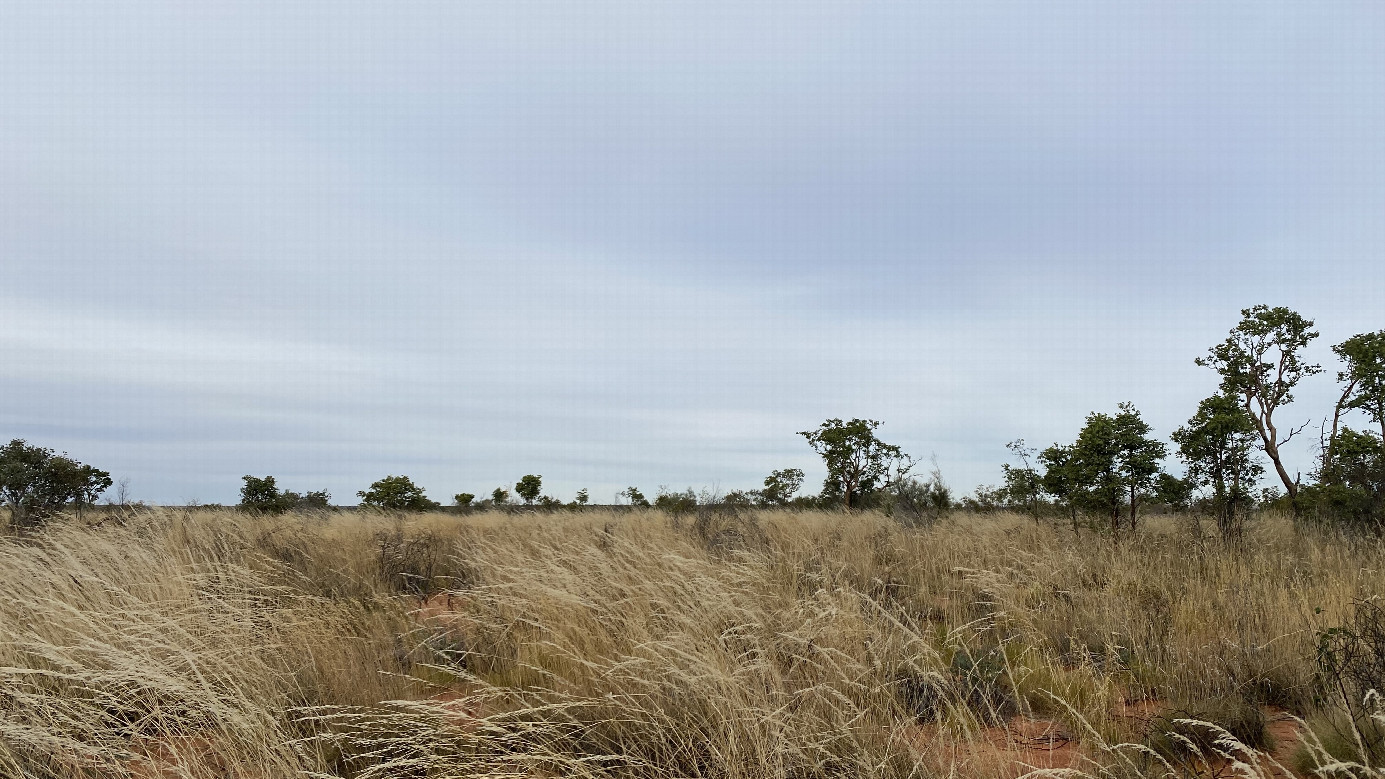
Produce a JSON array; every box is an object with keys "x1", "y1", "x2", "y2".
[
  {"x1": 514, "y1": 475, "x2": 542, "y2": 505},
  {"x1": 491, "y1": 487, "x2": 509, "y2": 505},
  {"x1": 574, "y1": 488, "x2": 589, "y2": 506},
  {"x1": 453, "y1": 493, "x2": 475, "y2": 508},
  {"x1": 240, "y1": 476, "x2": 332, "y2": 514},
  {"x1": 1172, "y1": 394, "x2": 1263, "y2": 541},
  {"x1": 1198, "y1": 305, "x2": 1321, "y2": 499},
  {"x1": 622, "y1": 486, "x2": 650, "y2": 507},
  {"x1": 758, "y1": 468, "x2": 804, "y2": 506},
  {"x1": 798, "y1": 418, "x2": 911, "y2": 509},
  {"x1": 0, "y1": 439, "x2": 112, "y2": 529},
  {"x1": 357, "y1": 475, "x2": 440, "y2": 512},
  {"x1": 1332, "y1": 330, "x2": 1385, "y2": 440},
  {"x1": 653, "y1": 487, "x2": 697, "y2": 515}
]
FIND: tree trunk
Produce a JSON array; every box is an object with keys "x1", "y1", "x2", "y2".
[{"x1": 1244, "y1": 394, "x2": 1298, "y2": 500}]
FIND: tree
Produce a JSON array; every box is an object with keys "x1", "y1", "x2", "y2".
[
  {"x1": 491, "y1": 487, "x2": 509, "y2": 505},
  {"x1": 1002, "y1": 439, "x2": 1044, "y2": 523},
  {"x1": 453, "y1": 492, "x2": 475, "y2": 508},
  {"x1": 1328, "y1": 331, "x2": 1385, "y2": 467},
  {"x1": 798, "y1": 418, "x2": 911, "y2": 510},
  {"x1": 1039, "y1": 443, "x2": 1082, "y2": 531},
  {"x1": 239, "y1": 475, "x2": 294, "y2": 514},
  {"x1": 357, "y1": 475, "x2": 439, "y2": 512},
  {"x1": 622, "y1": 486, "x2": 650, "y2": 507},
  {"x1": 1172, "y1": 394, "x2": 1263, "y2": 542},
  {"x1": 574, "y1": 488, "x2": 589, "y2": 506},
  {"x1": 514, "y1": 474, "x2": 543, "y2": 505},
  {"x1": 0, "y1": 440, "x2": 111, "y2": 529},
  {"x1": 1198, "y1": 305, "x2": 1321, "y2": 500},
  {"x1": 1112, "y1": 402, "x2": 1167, "y2": 531},
  {"x1": 1071, "y1": 412, "x2": 1127, "y2": 532},
  {"x1": 758, "y1": 468, "x2": 804, "y2": 506}
]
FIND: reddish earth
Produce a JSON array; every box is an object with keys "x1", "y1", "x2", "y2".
[{"x1": 912, "y1": 716, "x2": 1083, "y2": 778}]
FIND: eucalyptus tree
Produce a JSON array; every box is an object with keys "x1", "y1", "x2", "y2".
[
  {"x1": 799, "y1": 418, "x2": 912, "y2": 510},
  {"x1": 1197, "y1": 305, "x2": 1321, "y2": 500}
]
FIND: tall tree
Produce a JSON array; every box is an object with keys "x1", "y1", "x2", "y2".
[
  {"x1": 799, "y1": 418, "x2": 910, "y2": 510},
  {"x1": 1112, "y1": 402, "x2": 1167, "y2": 531},
  {"x1": 1172, "y1": 394, "x2": 1263, "y2": 542},
  {"x1": 1197, "y1": 305, "x2": 1321, "y2": 500},
  {"x1": 1329, "y1": 331, "x2": 1385, "y2": 462}
]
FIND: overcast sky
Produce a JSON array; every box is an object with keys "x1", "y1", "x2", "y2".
[{"x1": 3, "y1": 1, "x2": 1383, "y2": 505}]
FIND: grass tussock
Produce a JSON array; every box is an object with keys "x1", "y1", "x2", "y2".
[{"x1": 1, "y1": 507, "x2": 1384, "y2": 778}]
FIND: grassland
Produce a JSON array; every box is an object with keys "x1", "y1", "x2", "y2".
[{"x1": 1, "y1": 506, "x2": 1382, "y2": 778}]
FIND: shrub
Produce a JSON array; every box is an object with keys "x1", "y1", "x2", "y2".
[
  {"x1": 653, "y1": 487, "x2": 697, "y2": 516},
  {"x1": 0, "y1": 439, "x2": 111, "y2": 529},
  {"x1": 239, "y1": 477, "x2": 331, "y2": 514},
  {"x1": 453, "y1": 493, "x2": 475, "y2": 508},
  {"x1": 622, "y1": 486, "x2": 650, "y2": 507},
  {"x1": 357, "y1": 476, "x2": 440, "y2": 512}
]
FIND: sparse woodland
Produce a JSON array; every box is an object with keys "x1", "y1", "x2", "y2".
[{"x1": 2, "y1": 303, "x2": 1384, "y2": 777}]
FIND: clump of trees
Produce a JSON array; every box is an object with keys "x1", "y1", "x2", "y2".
[
  {"x1": 973, "y1": 305, "x2": 1384, "y2": 538},
  {"x1": 0, "y1": 439, "x2": 111, "y2": 529},
  {"x1": 238, "y1": 475, "x2": 332, "y2": 514}
]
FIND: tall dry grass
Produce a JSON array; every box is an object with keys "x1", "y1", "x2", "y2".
[{"x1": 1, "y1": 506, "x2": 1382, "y2": 777}]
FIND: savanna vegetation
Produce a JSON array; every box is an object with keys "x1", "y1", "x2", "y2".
[{"x1": 2, "y1": 303, "x2": 1384, "y2": 778}]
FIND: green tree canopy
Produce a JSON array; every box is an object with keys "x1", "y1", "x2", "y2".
[
  {"x1": 758, "y1": 468, "x2": 804, "y2": 506},
  {"x1": 1172, "y1": 394, "x2": 1263, "y2": 541},
  {"x1": 0, "y1": 439, "x2": 111, "y2": 529},
  {"x1": 1197, "y1": 305, "x2": 1320, "y2": 499},
  {"x1": 1330, "y1": 331, "x2": 1385, "y2": 451},
  {"x1": 799, "y1": 418, "x2": 911, "y2": 510},
  {"x1": 358, "y1": 475, "x2": 439, "y2": 512},
  {"x1": 515, "y1": 474, "x2": 543, "y2": 505}
]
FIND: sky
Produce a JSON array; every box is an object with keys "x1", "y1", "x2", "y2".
[{"x1": 2, "y1": 1, "x2": 1383, "y2": 505}]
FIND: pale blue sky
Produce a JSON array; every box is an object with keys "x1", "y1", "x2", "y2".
[{"x1": 3, "y1": 1, "x2": 1383, "y2": 504}]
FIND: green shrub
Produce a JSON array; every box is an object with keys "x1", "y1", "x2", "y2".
[{"x1": 358, "y1": 476, "x2": 440, "y2": 512}]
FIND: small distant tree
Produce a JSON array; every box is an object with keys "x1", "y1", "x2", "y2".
[
  {"x1": 758, "y1": 468, "x2": 804, "y2": 506},
  {"x1": 1112, "y1": 402, "x2": 1167, "y2": 530},
  {"x1": 1172, "y1": 394, "x2": 1263, "y2": 542},
  {"x1": 1198, "y1": 305, "x2": 1321, "y2": 501},
  {"x1": 299, "y1": 490, "x2": 332, "y2": 511},
  {"x1": 453, "y1": 492, "x2": 475, "y2": 508},
  {"x1": 1155, "y1": 472, "x2": 1195, "y2": 513},
  {"x1": 0, "y1": 440, "x2": 111, "y2": 529},
  {"x1": 240, "y1": 475, "x2": 292, "y2": 514},
  {"x1": 514, "y1": 475, "x2": 543, "y2": 505},
  {"x1": 358, "y1": 475, "x2": 439, "y2": 512},
  {"x1": 491, "y1": 487, "x2": 509, "y2": 505},
  {"x1": 653, "y1": 487, "x2": 697, "y2": 515},
  {"x1": 622, "y1": 486, "x2": 650, "y2": 507},
  {"x1": 574, "y1": 488, "x2": 589, "y2": 506},
  {"x1": 799, "y1": 418, "x2": 911, "y2": 510}
]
